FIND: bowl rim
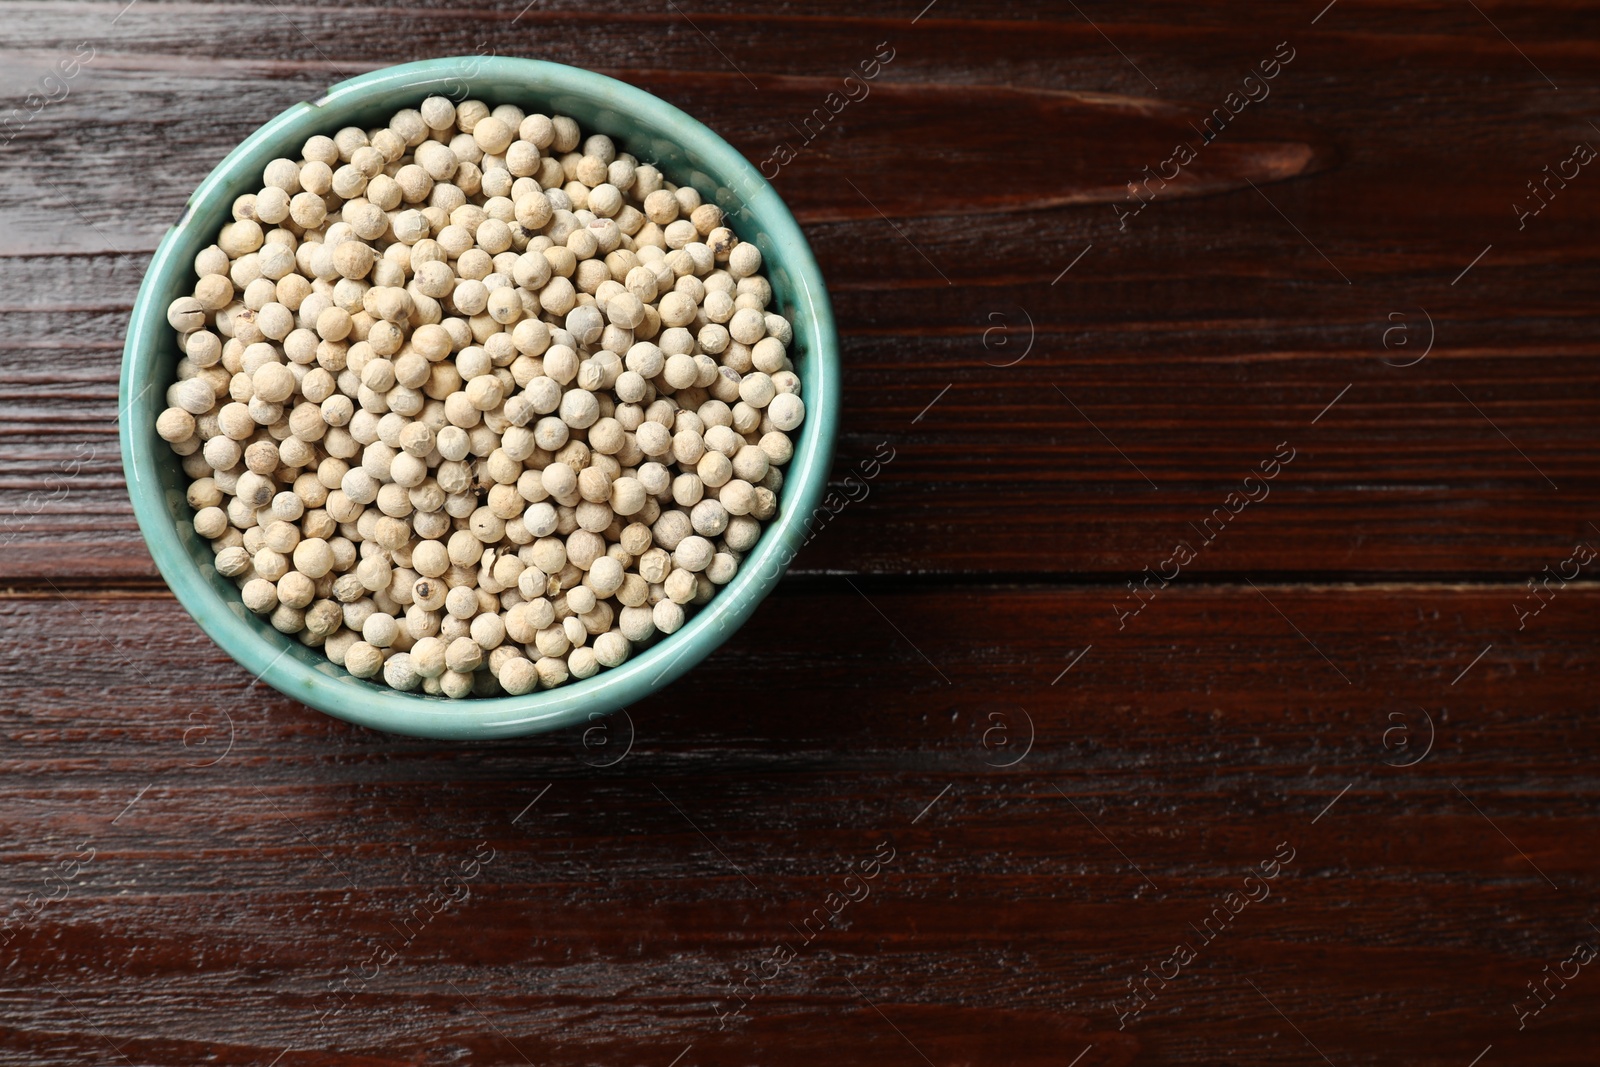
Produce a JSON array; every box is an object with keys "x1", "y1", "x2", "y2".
[{"x1": 119, "y1": 56, "x2": 839, "y2": 740}]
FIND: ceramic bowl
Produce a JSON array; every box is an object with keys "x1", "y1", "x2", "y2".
[{"x1": 120, "y1": 56, "x2": 839, "y2": 739}]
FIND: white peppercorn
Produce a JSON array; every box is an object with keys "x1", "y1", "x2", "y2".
[
  {"x1": 157, "y1": 98, "x2": 805, "y2": 696},
  {"x1": 344, "y1": 641, "x2": 384, "y2": 678},
  {"x1": 500, "y1": 655, "x2": 539, "y2": 694},
  {"x1": 363, "y1": 612, "x2": 400, "y2": 647},
  {"x1": 241, "y1": 578, "x2": 279, "y2": 614},
  {"x1": 383, "y1": 652, "x2": 421, "y2": 690},
  {"x1": 767, "y1": 392, "x2": 805, "y2": 431},
  {"x1": 652, "y1": 598, "x2": 685, "y2": 634}
]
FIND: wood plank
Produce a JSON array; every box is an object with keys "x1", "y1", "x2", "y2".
[
  {"x1": 5, "y1": 318, "x2": 1598, "y2": 579},
  {"x1": 1, "y1": 584, "x2": 1596, "y2": 1065},
  {"x1": 3, "y1": 5, "x2": 1598, "y2": 579}
]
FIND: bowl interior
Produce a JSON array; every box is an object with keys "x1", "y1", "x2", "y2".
[{"x1": 120, "y1": 57, "x2": 838, "y2": 740}]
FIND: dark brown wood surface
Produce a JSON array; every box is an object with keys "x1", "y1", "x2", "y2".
[{"x1": 2, "y1": 2, "x2": 1597, "y2": 1065}]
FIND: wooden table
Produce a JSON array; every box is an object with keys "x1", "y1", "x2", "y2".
[{"x1": 3, "y1": 3, "x2": 1597, "y2": 1064}]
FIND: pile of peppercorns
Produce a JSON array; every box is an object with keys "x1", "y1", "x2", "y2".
[{"x1": 156, "y1": 96, "x2": 804, "y2": 697}]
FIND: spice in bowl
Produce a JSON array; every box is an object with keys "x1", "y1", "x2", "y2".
[{"x1": 154, "y1": 96, "x2": 806, "y2": 698}]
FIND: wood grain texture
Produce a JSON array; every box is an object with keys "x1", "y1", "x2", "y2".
[
  {"x1": 2, "y1": 1, "x2": 1598, "y2": 1064},
  {"x1": 1, "y1": 584, "x2": 1597, "y2": 1067},
  {"x1": 2, "y1": 1, "x2": 1598, "y2": 578}
]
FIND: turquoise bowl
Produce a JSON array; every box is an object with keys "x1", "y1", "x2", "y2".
[{"x1": 120, "y1": 57, "x2": 839, "y2": 740}]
